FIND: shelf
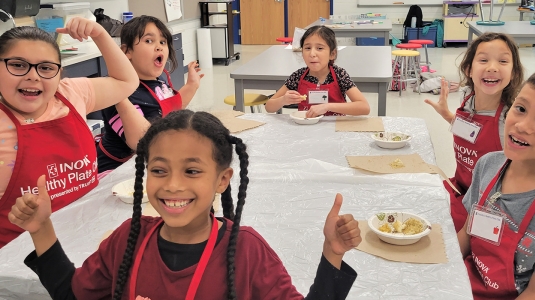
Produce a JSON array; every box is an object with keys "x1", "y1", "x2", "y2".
[
  {"x1": 208, "y1": 12, "x2": 240, "y2": 15},
  {"x1": 443, "y1": 15, "x2": 479, "y2": 18},
  {"x1": 204, "y1": 24, "x2": 228, "y2": 28}
]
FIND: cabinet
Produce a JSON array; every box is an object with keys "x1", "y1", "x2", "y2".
[
  {"x1": 167, "y1": 33, "x2": 185, "y2": 89},
  {"x1": 199, "y1": 1, "x2": 240, "y2": 66},
  {"x1": 443, "y1": 1, "x2": 479, "y2": 46}
]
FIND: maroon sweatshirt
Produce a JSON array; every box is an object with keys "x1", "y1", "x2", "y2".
[{"x1": 26, "y1": 216, "x2": 356, "y2": 299}]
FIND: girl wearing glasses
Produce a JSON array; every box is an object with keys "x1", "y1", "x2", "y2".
[{"x1": 0, "y1": 17, "x2": 138, "y2": 248}]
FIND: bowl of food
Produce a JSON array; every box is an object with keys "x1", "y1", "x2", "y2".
[
  {"x1": 289, "y1": 111, "x2": 323, "y2": 125},
  {"x1": 371, "y1": 132, "x2": 412, "y2": 149},
  {"x1": 112, "y1": 178, "x2": 149, "y2": 204},
  {"x1": 368, "y1": 212, "x2": 432, "y2": 246}
]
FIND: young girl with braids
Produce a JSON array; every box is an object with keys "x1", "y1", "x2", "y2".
[{"x1": 9, "y1": 110, "x2": 361, "y2": 299}]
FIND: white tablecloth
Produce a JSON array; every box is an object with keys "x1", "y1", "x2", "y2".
[{"x1": 0, "y1": 114, "x2": 473, "y2": 299}]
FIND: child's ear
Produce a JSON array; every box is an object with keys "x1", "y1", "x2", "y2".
[
  {"x1": 329, "y1": 49, "x2": 337, "y2": 61},
  {"x1": 465, "y1": 67, "x2": 471, "y2": 78},
  {"x1": 216, "y1": 167, "x2": 233, "y2": 193},
  {"x1": 121, "y1": 44, "x2": 132, "y2": 59}
]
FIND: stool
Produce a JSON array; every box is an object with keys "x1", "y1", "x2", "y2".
[
  {"x1": 276, "y1": 37, "x2": 293, "y2": 44},
  {"x1": 390, "y1": 50, "x2": 421, "y2": 96},
  {"x1": 409, "y1": 39, "x2": 433, "y2": 72},
  {"x1": 395, "y1": 43, "x2": 422, "y2": 50},
  {"x1": 224, "y1": 94, "x2": 269, "y2": 113}
]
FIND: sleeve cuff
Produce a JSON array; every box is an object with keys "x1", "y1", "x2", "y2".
[
  {"x1": 24, "y1": 240, "x2": 75, "y2": 293},
  {"x1": 318, "y1": 254, "x2": 357, "y2": 281}
]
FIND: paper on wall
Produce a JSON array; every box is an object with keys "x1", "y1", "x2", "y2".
[{"x1": 164, "y1": 0, "x2": 182, "y2": 22}]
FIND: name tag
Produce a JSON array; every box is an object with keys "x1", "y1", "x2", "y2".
[
  {"x1": 308, "y1": 90, "x2": 329, "y2": 104},
  {"x1": 450, "y1": 116, "x2": 482, "y2": 144},
  {"x1": 468, "y1": 204, "x2": 505, "y2": 246}
]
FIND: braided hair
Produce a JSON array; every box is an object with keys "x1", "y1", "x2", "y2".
[{"x1": 112, "y1": 109, "x2": 249, "y2": 300}]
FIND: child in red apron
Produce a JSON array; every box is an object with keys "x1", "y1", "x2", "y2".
[
  {"x1": 424, "y1": 32, "x2": 524, "y2": 232},
  {"x1": 0, "y1": 18, "x2": 138, "y2": 248},
  {"x1": 11, "y1": 110, "x2": 361, "y2": 299},
  {"x1": 97, "y1": 16, "x2": 203, "y2": 174},
  {"x1": 457, "y1": 74, "x2": 535, "y2": 300},
  {"x1": 265, "y1": 26, "x2": 370, "y2": 117}
]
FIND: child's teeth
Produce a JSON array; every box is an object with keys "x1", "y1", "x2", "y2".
[
  {"x1": 511, "y1": 136, "x2": 529, "y2": 146},
  {"x1": 164, "y1": 199, "x2": 190, "y2": 208}
]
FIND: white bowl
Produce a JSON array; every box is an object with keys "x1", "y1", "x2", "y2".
[
  {"x1": 112, "y1": 178, "x2": 149, "y2": 204},
  {"x1": 289, "y1": 111, "x2": 323, "y2": 125},
  {"x1": 368, "y1": 212, "x2": 432, "y2": 246},
  {"x1": 371, "y1": 132, "x2": 412, "y2": 149}
]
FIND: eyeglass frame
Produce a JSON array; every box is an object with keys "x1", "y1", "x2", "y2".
[{"x1": 0, "y1": 58, "x2": 62, "y2": 79}]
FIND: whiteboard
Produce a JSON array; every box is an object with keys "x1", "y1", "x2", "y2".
[{"x1": 358, "y1": 0, "x2": 443, "y2": 5}]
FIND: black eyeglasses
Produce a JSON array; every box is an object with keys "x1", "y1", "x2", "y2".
[{"x1": 0, "y1": 58, "x2": 61, "y2": 79}]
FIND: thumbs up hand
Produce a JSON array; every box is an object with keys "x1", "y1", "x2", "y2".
[
  {"x1": 323, "y1": 194, "x2": 361, "y2": 258},
  {"x1": 8, "y1": 175, "x2": 52, "y2": 234}
]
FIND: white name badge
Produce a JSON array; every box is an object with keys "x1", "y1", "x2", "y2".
[
  {"x1": 467, "y1": 204, "x2": 506, "y2": 246},
  {"x1": 450, "y1": 116, "x2": 482, "y2": 144},
  {"x1": 308, "y1": 90, "x2": 329, "y2": 104}
]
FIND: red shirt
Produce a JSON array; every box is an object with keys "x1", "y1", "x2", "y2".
[{"x1": 25, "y1": 216, "x2": 356, "y2": 299}]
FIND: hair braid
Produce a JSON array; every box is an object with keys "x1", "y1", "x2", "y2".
[
  {"x1": 221, "y1": 185, "x2": 235, "y2": 220},
  {"x1": 113, "y1": 151, "x2": 146, "y2": 299},
  {"x1": 225, "y1": 135, "x2": 249, "y2": 300}
]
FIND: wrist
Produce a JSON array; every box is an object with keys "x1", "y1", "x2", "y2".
[{"x1": 322, "y1": 241, "x2": 343, "y2": 269}]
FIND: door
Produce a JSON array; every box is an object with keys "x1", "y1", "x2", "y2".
[
  {"x1": 240, "y1": 0, "x2": 284, "y2": 45},
  {"x1": 288, "y1": 0, "x2": 330, "y2": 37}
]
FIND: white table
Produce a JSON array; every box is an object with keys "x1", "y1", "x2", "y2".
[
  {"x1": 307, "y1": 19, "x2": 392, "y2": 46},
  {"x1": 467, "y1": 21, "x2": 535, "y2": 45},
  {"x1": 0, "y1": 114, "x2": 473, "y2": 299},
  {"x1": 230, "y1": 46, "x2": 393, "y2": 116}
]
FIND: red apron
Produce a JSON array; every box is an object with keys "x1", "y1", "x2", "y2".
[
  {"x1": 0, "y1": 92, "x2": 98, "y2": 248},
  {"x1": 448, "y1": 92, "x2": 504, "y2": 232},
  {"x1": 297, "y1": 66, "x2": 346, "y2": 116},
  {"x1": 99, "y1": 70, "x2": 182, "y2": 163},
  {"x1": 464, "y1": 160, "x2": 535, "y2": 300},
  {"x1": 128, "y1": 214, "x2": 218, "y2": 300}
]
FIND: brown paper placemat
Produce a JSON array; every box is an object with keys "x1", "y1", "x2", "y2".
[
  {"x1": 209, "y1": 110, "x2": 265, "y2": 133},
  {"x1": 346, "y1": 153, "x2": 460, "y2": 193},
  {"x1": 209, "y1": 110, "x2": 244, "y2": 119},
  {"x1": 346, "y1": 153, "x2": 434, "y2": 174},
  {"x1": 356, "y1": 221, "x2": 448, "y2": 264},
  {"x1": 335, "y1": 116, "x2": 384, "y2": 132},
  {"x1": 220, "y1": 117, "x2": 265, "y2": 133}
]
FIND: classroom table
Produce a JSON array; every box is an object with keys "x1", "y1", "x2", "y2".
[
  {"x1": 230, "y1": 45, "x2": 393, "y2": 116},
  {"x1": 0, "y1": 114, "x2": 473, "y2": 299},
  {"x1": 307, "y1": 19, "x2": 392, "y2": 46},
  {"x1": 518, "y1": 8, "x2": 535, "y2": 21},
  {"x1": 467, "y1": 21, "x2": 535, "y2": 45}
]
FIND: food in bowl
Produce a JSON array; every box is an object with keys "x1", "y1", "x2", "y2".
[
  {"x1": 371, "y1": 132, "x2": 412, "y2": 149},
  {"x1": 368, "y1": 212, "x2": 432, "y2": 245},
  {"x1": 289, "y1": 111, "x2": 323, "y2": 125},
  {"x1": 378, "y1": 217, "x2": 425, "y2": 235}
]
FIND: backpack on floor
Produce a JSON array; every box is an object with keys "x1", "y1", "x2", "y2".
[{"x1": 389, "y1": 59, "x2": 406, "y2": 92}]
